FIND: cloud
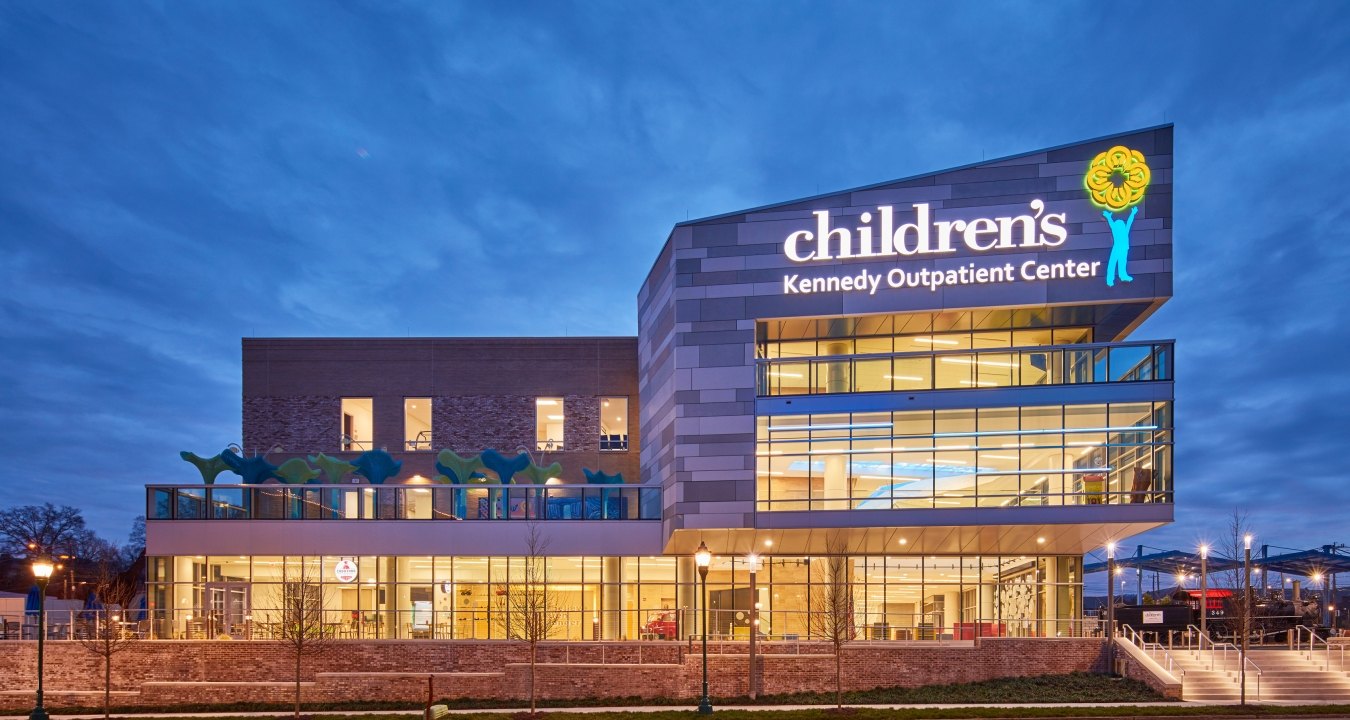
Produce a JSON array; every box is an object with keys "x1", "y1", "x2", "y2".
[{"x1": 1, "y1": 2, "x2": 1347, "y2": 556}]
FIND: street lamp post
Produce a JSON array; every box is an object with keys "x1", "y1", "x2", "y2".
[
  {"x1": 30, "y1": 557, "x2": 55, "y2": 720},
  {"x1": 695, "y1": 541, "x2": 713, "y2": 715},
  {"x1": 1106, "y1": 542, "x2": 1116, "y2": 674},
  {"x1": 1199, "y1": 544, "x2": 1209, "y2": 641},
  {"x1": 746, "y1": 553, "x2": 762, "y2": 700},
  {"x1": 1241, "y1": 533, "x2": 1252, "y2": 706}
]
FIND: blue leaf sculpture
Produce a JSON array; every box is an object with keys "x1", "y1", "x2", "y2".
[
  {"x1": 352, "y1": 449, "x2": 402, "y2": 485},
  {"x1": 180, "y1": 451, "x2": 231, "y2": 485},
  {"x1": 220, "y1": 449, "x2": 281, "y2": 485},
  {"x1": 481, "y1": 449, "x2": 530, "y2": 484},
  {"x1": 582, "y1": 469, "x2": 625, "y2": 485},
  {"x1": 583, "y1": 469, "x2": 625, "y2": 519}
]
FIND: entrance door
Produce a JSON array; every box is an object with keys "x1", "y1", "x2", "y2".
[{"x1": 206, "y1": 582, "x2": 250, "y2": 639}]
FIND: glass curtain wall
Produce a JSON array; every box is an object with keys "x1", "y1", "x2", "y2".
[
  {"x1": 146, "y1": 554, "x2": 1082, "y2": 641},
  {"x1": 757, "y1": 403, "x2": 1172, "y2": 511}
]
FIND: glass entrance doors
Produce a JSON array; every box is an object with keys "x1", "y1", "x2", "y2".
[{"x1": 206, "y1": 582, "x2": 250, "y2": 639}]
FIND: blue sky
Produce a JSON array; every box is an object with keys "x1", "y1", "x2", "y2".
[{"x1": 1, "y1": 2, "x2": 1348, "y2": 559}]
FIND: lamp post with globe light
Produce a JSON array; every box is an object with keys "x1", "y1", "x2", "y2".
[
  {"x1": 1199, "y1": 544, "x2": 1209, "y2": 641},
  {"x1": 745, "y1": 552, "x2": 762, "y2": 700},
  {"x1": 1106, "y1": 542, "x2": 1116, "y2": 672},
  {"x1": 695, "y1": 542, "x2": 713, "y2": 714},
  {"x1": 30, "y1": 556, "x2": 55, "y2": 720},
  {"x1": 1241, "y1": 533, "x2": 1252, "y2": 706}
]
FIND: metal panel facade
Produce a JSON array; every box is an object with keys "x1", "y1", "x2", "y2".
[{"x1": 637, "y1": 126, "x2": 1174, "y2": 537}]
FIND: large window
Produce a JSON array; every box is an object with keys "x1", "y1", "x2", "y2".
[
  {"x1": 758, "y1": 309, "x2": 1095, "y2": 360},
  {"x1": 756, "y1": 403, "x2": 1172, "y2": 512},
  {"x1": 405, "y1": 398, "x2": 431, "y2": 451},
  {"x1": 341, "y1": 398, "x2": 373, "y2": 451},
  {"x1": 536, "y1": 397, "x2": 564, "y2": 451},
  {"x1": 147, "y1": 553, "x2": 1082, "y2": 642},
  {"x1": 600, "y1": 397, "x2": 629, "y2": 451}
]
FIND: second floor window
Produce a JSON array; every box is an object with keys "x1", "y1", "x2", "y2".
[
  {"x1": 536, "y1": 397, "x2": 564, "y2": 451},
  {"x1": 405, "y1": 398, "x2": 431, "y2": 451},
  {"x1": 600, "y1": 397, "x2": 629, "y2": 451},
  {"x1": 341, "y1": 398, "x2": 373, "y2": 451}
]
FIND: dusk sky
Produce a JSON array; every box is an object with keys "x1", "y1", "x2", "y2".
[{"x1": 2, "y1": 2, "x2": 1347, "y2": 562}]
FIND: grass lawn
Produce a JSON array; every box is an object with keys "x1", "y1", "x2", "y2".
[
  {"x1": 29, "y1": 673, "x2": 1350, "y2": 718},
  {"x1": 51, "y1": 707, "x2": 1350, "y2": 720}
]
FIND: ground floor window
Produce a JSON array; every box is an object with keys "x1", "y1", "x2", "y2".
[{"x1": 145, "y1": 554, "x2": 1082, "y2": 641}]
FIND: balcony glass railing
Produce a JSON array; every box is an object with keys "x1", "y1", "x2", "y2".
[
  {"x1": 757, "y1": 340, "x2": 1172, "y2": 396},
  {"x1": 147, "y1": 484, "x2": 662, "y2": 522}
]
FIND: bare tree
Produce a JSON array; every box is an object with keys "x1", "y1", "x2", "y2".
[
  {"x1": 267, "y1": 563, "x2": 334, "y2": 718},
  {"x1": 808, "y1": 534, "x2": 854, "y2": 708},
  {"x1": 493, "y1": 523, "x2": 565, "y2": 714},
  {"x1": 0, "y1": 503, "x2": 88, "y2": 556},
  {"x1": 1218, "y1": 509, "x2": 1255, "y2": 642},
  {"x1": 75, "y1": 563, "x2": 140, "y2": 720}
]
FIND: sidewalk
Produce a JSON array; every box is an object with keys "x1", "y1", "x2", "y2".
[{"x1": 4, "y1": 700, "x2": 1349, "y2": 720}]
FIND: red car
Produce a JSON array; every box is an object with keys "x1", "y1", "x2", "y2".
[{"x1": 643, "y1": 611, "x2": 679, "y2": 639}]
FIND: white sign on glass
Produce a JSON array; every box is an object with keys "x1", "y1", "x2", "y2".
[{"x1": 334, "y1": 557, "x2": 359, "y2": 583}]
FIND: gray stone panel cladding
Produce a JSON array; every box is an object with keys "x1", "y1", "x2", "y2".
[{"x1": 637, "y1": 125, "x2": 1174, "y2": 534}]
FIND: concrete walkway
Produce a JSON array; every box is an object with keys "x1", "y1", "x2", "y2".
[{"x1": 5, "y1": 700, "x2": 1350, "y2": 719}]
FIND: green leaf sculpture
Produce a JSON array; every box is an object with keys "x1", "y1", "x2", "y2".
[
  {"x1": 308, "y1": 453, "x2": 357, "y2": 484},
  {"x1": 518, "y1": 461, "x2": 563, "y2": 485},
  {"x1": 275, "y1": 458, "x2": 321, "y2": 485},
  {"x1": 180, "y1": 451, "x2": 231, "y2": 485},
  {"x1": 435, "y1": 450, "x2": 486, "y2": 485}
]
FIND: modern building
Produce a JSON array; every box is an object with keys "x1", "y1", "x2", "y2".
[{"x1": 147, "y1": 125, "x2": 1175, "y2": 644}]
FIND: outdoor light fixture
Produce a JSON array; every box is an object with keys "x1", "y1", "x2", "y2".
[
  {"x1": 1199, "y1": 543, "x2": 1210, "y2": 639},
  {"x1": 1241, "y1": 533, "x2": 1254, "y2": 705},
  {"x1": 745, "y1": 552, "x2": 763, "y2": 700},
  {"x1": 1105, "y1": 542, "x2": 1117, "y2": 673},
  {"x1": 30, "y1": 556, "x2": 55, "y2": 720},
  {"x1": 695, "y1": 541, "x2": 713, "y2": 714}
]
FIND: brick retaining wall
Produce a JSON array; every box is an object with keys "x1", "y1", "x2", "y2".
[{"x1": 0, "y1": 638, "x2": 1108, "y2": 709}]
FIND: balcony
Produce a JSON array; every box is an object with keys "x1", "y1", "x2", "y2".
[
  {"x1": 147, "y1": 483, "x2": 662, "y2": 522},
  {"x1": 757, "y1": 340, "x2": 1172, "y2": 397}
]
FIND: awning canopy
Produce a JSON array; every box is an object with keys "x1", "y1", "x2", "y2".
[{"x1": 1086, "y1": 545, "x2": 1350, "y2": 578}]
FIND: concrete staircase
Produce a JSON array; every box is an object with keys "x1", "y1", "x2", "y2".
[{"x1": 1170, "y1": 645, "x2": 1350, "y2": 702}]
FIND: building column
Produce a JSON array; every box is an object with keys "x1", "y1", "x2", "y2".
[
  {"x1": 678, "y1": 556, "x2": 697, "y2": 640},
  {"x1": 383, "y1": 557, "x2": 398, "y2": 639},
  {"x1": 603, "y1": 557, "x2": 622, "y2": 639},
  {"x1": 822, "y1": 341, "x2": 851, "y2": 510}
]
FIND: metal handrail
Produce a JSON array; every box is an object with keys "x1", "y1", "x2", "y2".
[
  {"x1": 1119, "y1": 624, "x2": 1185, "y2": 679},
  {"x1": 756, "y1": 339, "x2": 1174, "y2": 396},
  {"x1": 757, "y1": 338, "x2": 1176, "y2": 365},
  {"x1": 1295, "y1": 624, "x2": 1345, "y2": 671},
  {"x1": 1243, "y1": 655, "x2": 1262, "y2": 700}
]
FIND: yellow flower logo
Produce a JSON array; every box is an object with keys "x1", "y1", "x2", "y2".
[{"x1": 1084, "y1": 145, "x2": 1151, "y2": 212}]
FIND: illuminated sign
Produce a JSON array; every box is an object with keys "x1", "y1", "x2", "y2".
[
  {"x1": 779, "y1": 146, "x2": 1153, "y2": 294},
  {"x1": 784, "y1": 200, "x2": 1067, "y2": 262},
  {"x1": 334, "y1": 557, "x2": 358, "y2": 583},
  {"x1": 1084, "y1": 146, "x2": 1151, "y2": 287}
]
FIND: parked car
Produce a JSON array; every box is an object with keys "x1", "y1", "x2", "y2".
[{"x1": 643, "y1": 611, "x2": 679, "y2": 639}]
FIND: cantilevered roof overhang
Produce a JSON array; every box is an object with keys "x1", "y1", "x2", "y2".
[{"x1": 666, "y1": 503, "x2": 1171, "y2": 557}]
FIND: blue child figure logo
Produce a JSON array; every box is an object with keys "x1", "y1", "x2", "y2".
[
  {"x1": 1084, "y1": 145, "x2": 1151, "y2": 287},
  {"x1": 1102, "y1": 206, "x2": 1137, "y2": 287}
]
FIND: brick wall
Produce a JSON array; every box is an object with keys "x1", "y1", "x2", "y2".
[
  {"x1": 228, "y1": 338, "x2": 641, "y2": 486},
  {"x1": 242, "y1": 396, "x2": 338, "y2": 455},
  {"x1": 0, "y1": 638, "x2": 1109, "y2": 709}
]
